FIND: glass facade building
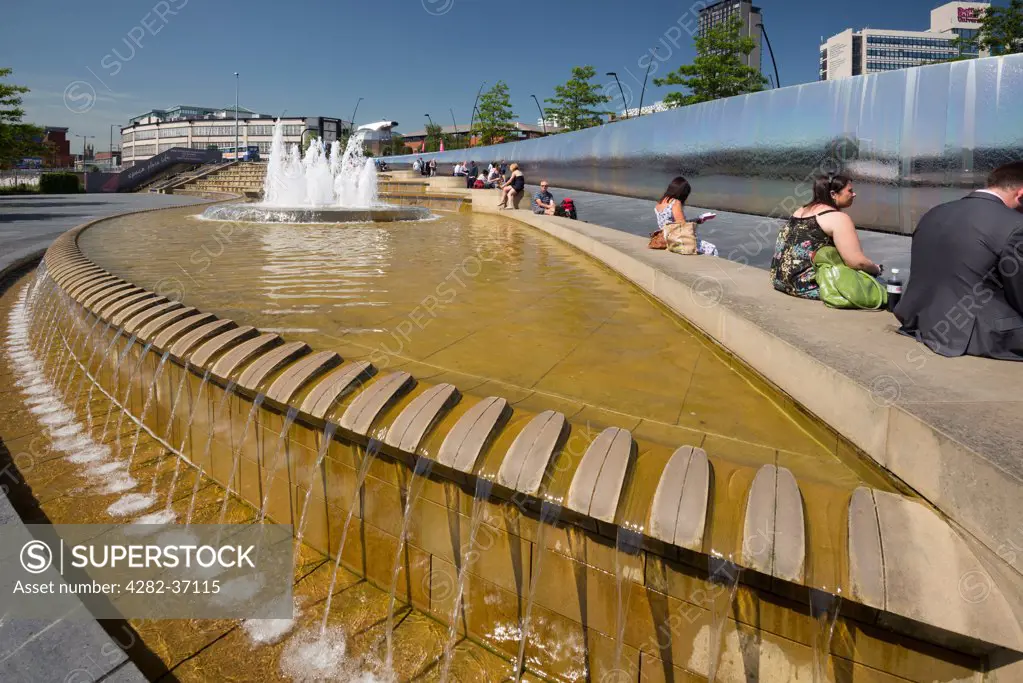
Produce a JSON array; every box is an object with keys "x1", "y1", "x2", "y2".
[
  {"x1": 697, "y1": 0, "x2": 763, "y2": 71},
  {"x1": 820, "y1": 2, "x2": 989, "y2": 81}
]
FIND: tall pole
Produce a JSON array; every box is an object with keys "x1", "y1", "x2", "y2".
[
  {"x1": 638, "y1": 60, "x2": 653, "y2": 117},
  {"x1": 449, "y1": 108, "x2": 459, "y2": 147},
  {"x1": 350, "y1": 97, "x2": 363, "y2": 136},
  {"x1": 757, "y1": 23, "x2": 781, "y2": 88},
  {"x1": 424, "y1": 114, "x2": 435, "y2": 152},
  {"x1": 606, "y1": 72, "x2": 628, "y2": 119},
  {"x1": 469, "y1": 80, "x2": 486, "y2": 147},
  {"x1": 530, "y1": 95, "x2": 546, "y2": 135},
  {"x1": 233, "y1": 72, "x2": 239, "y2": 160}
]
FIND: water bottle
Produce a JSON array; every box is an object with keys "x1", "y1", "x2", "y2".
[{"x1": 886, "y1": 269, "x2": 903, "y2": 313}]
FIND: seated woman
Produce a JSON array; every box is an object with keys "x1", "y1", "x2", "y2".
[
  {"x1": 483, "y1": 166, "x2": 501, "y2": 189},
  {"x1": 770, "y1": 174, "x2": 883, "y2": 299},
  {"x1": 497, "y1": 163, "x2": 525, "y2": 209},
  {"x1": 654, "y1": 177, "x2": 718, "y2": 256}
]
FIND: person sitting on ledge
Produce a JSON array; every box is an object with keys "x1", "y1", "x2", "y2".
[
  {"x1": 465, "y1": 160, "x2": 479, "y2": 189},
  {"x1": 654, "y1": 177, "x2": 718, "y2": 256},
  {"x1": 770, "y1": 174, "x2": 882, "y2": 299},
  {"x1": 453, "y1": 161, "x2": 466, "y2": 176},
  {"x1": 497, "y1": 163, "x2": 525, "y2": 210},
  {"x1": 484, "y1": 165, "x2": 501, "y2": 189},
  {"x1": 533, "y1": 180, "x2": 556, "y2": 215},
  {"x1": 896, "y1": 161, "x2": 1023, "y2": 361}
]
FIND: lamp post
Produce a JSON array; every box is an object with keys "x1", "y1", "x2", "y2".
[
  {"x1": 233, "y1": 72, "x2": 239, "y2": 160},
  {"x1": 75, "y1": 134, "x2": 95, "y2": 170},
  {"x1": 350, "y1": 97, "x2": 363, "y2": 137},
  {"x1": 606, "y1": 72, "x2": 628, "y2": 119},
  {"x1": 530, "y1": 95, "x2": 547, "y2": 135},
  {"x1": 468, "y1": 80, "x2": 486, "y2": 147},
  {"x1": 424, "y1": 114, "x2": 435, "y2": 152},
  {"x1": 449, "y1": 108, "x2": 459, "y2": 147},
  {"x1": 756, "y1": 23, "x2": 781, "y2": 88},
  {"x1": 637, "y1": 60, "x2": 653, "y2": 118}
]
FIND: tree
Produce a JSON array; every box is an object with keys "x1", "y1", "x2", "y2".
[
  {"x1": 544, "y1": 66, "x2": 611, "y2": 132},
  {"x1": 424, "y1": 121, "x2": 446, "y2": 153},
  {"x1": 301, "y1": 132, "x2": 320, "y2": 153},
  {"x1": 473, "y1": 81, "x2": 515, "y2": 146},
  {"x1": 0, "y1": 68, "x2": 44, "y2": 169},
  {"x1": 654, "y1": 17, "x2": 767, "y2": 108},
  {"x1": 977, "y1": 0, "x2": 1023, "y2": 55}
]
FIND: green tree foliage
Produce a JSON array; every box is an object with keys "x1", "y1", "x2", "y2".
[
  {"x1": 0, "y1": 68, "x2": 44, "y2": 169},
  {"x1": 654, "y1": 17, "x2": 767, "y2": 108},
  {"x1": 544, "y1": 66, "x2": 611, "y2": 132},
  {"x1": 978, "y1": 0, "x2": 1023, "y2": 55},
  {"x1": 424, "y1": 121, "x2": 446, "y2": 153},
  {"x1": 473, "y1": 81, "x2": 515, "y2": 146}
]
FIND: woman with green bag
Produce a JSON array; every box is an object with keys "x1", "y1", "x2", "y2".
[{"x1": 770, "y1": 174, "x2": 885, "y2": 308}]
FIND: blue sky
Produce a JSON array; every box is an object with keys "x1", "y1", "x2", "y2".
[{"x1": 1, "y1": 0, "x2": 991, "y2": 148}]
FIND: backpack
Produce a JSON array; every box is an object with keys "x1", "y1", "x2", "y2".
[
  {"x1": 473, "y1": 178, "x2": 484, "y2": 189},
  {"x1": 555, "y1": 198, "x2": 577, "y2": 219}
]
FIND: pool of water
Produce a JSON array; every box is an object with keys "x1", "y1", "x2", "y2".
[{"x1": 79, "y1": 208, "x2": 898, "y2": 491}]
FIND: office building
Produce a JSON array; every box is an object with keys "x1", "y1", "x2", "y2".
[
  {"x1": 820, "y1": 1, "x2": 990, "y2": 81},
  {"x1": 120, "y1": 105, "x2": 351, "y2": 166},
  {"x1": 697, "y1": 0, "x2": 763, "y2": 71}
]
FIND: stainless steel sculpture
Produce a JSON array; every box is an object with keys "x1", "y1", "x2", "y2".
[{"x1": 385, "y1": 55, "x2": 1023, "y2": 235}]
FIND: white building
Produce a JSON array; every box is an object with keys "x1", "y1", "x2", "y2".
[
  {"x1": 819, "y1": 1, "x2": 989, "y2": 81},
  {"x1": 622, "y1": 101, "x2": 669, "y2": 118},
  {"x1": 120, "y1": 105, "x2": 351, "y2": 166}
]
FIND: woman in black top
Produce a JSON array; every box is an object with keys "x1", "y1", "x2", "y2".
[{"x1": 497, "y1": 163, "x2": 525, "y2": 209}]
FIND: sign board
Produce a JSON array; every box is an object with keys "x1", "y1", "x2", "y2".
[{"x1": 958, "y1": 7, "x2": 984, "y2": 23}]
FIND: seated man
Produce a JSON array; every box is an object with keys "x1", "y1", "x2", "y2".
[
  {"x1": 532, "y1": 180, "x2": 556, "y2": 215},
  {"x1": 896, "y1": 162, "x2": 1023, "y2": 361},
  {"x1": 465, "y1": 160, "x2": 479, "y2": 189}
]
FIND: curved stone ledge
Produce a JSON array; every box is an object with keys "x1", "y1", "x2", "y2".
[{"x1": 33, "y1": 203, "x2": 1023, "y2": 657}]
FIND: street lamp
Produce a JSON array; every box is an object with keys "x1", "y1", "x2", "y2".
[
  {"x1": 233, "y1": 72, "x2": 239, "y2": 161},
  {"x1": 350, "y1": 97, "x2": 363, "y2": 136},
  {"x1": 449, "y1": 108, "x2": 459, "y2": 147},
  {"x1": 530, "y1": 95, "x2": 547, "y2": 135},
  {"x1": 756, "y1": 23, "x2": 781, "y2": 88},
  {"x1": 468, "y1": 80, "x2": 486, "y2": 147},
  {"x1": 424, "y1": 114, "x2": 435, "y2": 151},
  {"x1": 637, "y1": 60, "x2": 653, "y2": 118},
  {"x1": 75, "y1": 134, "x2": 95, "y2": 169},
  {"x1": 606, "y1": 72, "x2": 628, "y2": 120},
  {"x1": 108, "y1": 124, "x2": 120, "y2": 156}
]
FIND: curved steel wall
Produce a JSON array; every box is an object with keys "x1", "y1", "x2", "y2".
[{"x1": 384, "y1": 55, "x2": 1023, "y2": 235}]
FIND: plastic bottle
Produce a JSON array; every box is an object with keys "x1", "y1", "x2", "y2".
[{"x1": 886, "y1": 268, "x2": 903, "y2": 313}]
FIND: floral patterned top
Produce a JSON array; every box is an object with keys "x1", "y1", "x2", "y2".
[{"x1": 770, "y1": 210, "x2": 837, "y2": 299}]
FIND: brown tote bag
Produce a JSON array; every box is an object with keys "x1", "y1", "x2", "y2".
[{"x1": 663, "y1": 222, "x2": 698, "y2": 255}]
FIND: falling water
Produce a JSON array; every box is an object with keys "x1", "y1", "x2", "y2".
[
  {"x1": 257, "y1": 406, "x2": 300, "y2": 522},
  {"x1": 261, "y1": 120, "x2": 378, "y2": 208},
  {"x1": 132, "y1": 351, "x2": 171, "y2": 471},
  {"x1": 99, "y1": 333, "x2": 138, "y2": 443},
  {"x1": 515, "y1": 500, "x2": 563, "y2": 682},
  {"x1": 112, "y1": 340, "x2": 154, "y2": 457},
  {"x1": 162, "y1": 360, "x2": 191, "y2": 443},
  {"x1": 384, "y1": 456, "x2": 435, "y2": 670},
  {"x1": 706, "y1": 555, "x2": 741, "y2": 683},
  {"x1": 613, "y1": 524, "x2": 644, "y2": 677},
  {"x1": 184, "y1": 464, "x2": 205, "y2": 526},
  {"x1": 85, "y1": 327, "x2": 124, "y2": 430},
  {"x1": 439, "y1": 477, "x2": 495, "y2": 683},
  {"x1": 320, "y1": 438, "x2": 383, "y2": 636},
  {"x1": 71, "y1": 319, "x2": 113, "y2": 415},
  {"x1": 293, "y1": 421, "x2": 339, "y2": 565},
  {"x1": 177, "y1": 368, "x2": 213, "y2": 454},
  {"x1": 809, "y1": 588, "x2": 842, "y2": 683},
  {"x1": 216, "y1": 393, "x2": 266, "y2": 527}
]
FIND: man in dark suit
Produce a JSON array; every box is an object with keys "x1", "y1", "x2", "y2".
[{"x1": 896, "y1": 162, "x2": 1023, "y2": 361}]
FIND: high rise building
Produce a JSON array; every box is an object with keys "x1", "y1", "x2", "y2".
[
  {"x1": 819, "y1": 1, "x2": 990, "y2": 81},
  {"x1": 697, "y1": 0, "x2": 763, "y2": 72}
]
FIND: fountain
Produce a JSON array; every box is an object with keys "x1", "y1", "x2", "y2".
[{"x1": 201, "y1": 120, "x2": 430, "y2": 223}]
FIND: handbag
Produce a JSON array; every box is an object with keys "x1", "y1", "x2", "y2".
[
  {"x1": 664, "y1": 222, "x2": 698, "y2": 255},
  {"x1": 812, "y1": 247, "x2": 888, "y2": 310},
  {"x1": 648, "y1": 229, "x2": 667, "y2": 250}
]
